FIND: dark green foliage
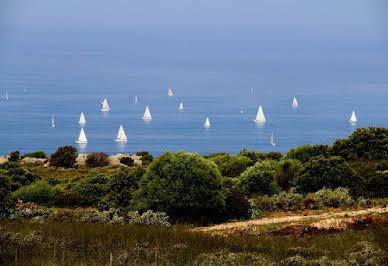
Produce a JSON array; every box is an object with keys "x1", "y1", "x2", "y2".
[
  {"x1": 85, "y1": 152, "x2": 109, "y2": 168},
  {"x1": 286, "y1": 144, "x2": 332, "y2": 163},
  {"x1": 238, "y1": 149, "x2": 283, "y2": 163},
  {"x1": 332, "y1": 127, "x2": 388, "y2": 160},
  {"x1": 120, "y1": 156, "x2": 134, "y2": 167},
  {"x1": 136, "y1": 151, "x2": 154, "y2": 166},
  {"x1": 221, "y1": 177, "x2": 251, "y2": 220},
  {"x1": 0, "y1": 162, "x2": 41, "y2": 191},
  {"x1": 50, "y1": 145, "x2": 78, "y2": 168},
  {"x1": 294, "y1": 156, "x2": 360, "y2": 193},
  {"x1": 203, "y1": 152, "x2": 229, "y2": 159},
  {"x1": 209, "y1": 154, "x2": 253, "y2": 177},
  {"x1": 364, "y1": 173, "x2": 388, "y2": 198},
  {"x1": 13, "y1": 180, "x2": 62, "y2": 206},
  {"x1": 21, "y1": 151, "x2": 47, "y2": 159},
  {"x1": 105, "y1": 167, "x2": 145, "y2": 210},
  {"x1": 73, "y1": 171, "x2": 109, "y2": 206},
  {"x1": 9, "y1": 151, "x2": 20, "y2": 162},
  {"x1": 239, "y1": 161, "x2": 280, "y2": 196},
  {"x1": 376, "y1": 160, "x2": 388, "y2": 171},
  {"x1": 275, "y1": 159, "x2": 302, "y2": 190},
  {"x1": 0, "y1": 173, "x2": 15, "y2": 217},
  {"x1": 133, "y1": 151, "x2": 225, "y2": 224}
]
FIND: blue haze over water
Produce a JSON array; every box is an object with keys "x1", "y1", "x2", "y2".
[{"x1": 0, "y1": 0, "x2": 387, "y2": 156}]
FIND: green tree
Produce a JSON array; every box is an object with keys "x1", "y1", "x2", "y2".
[
  {"x1": 9, "y1": 151, "x2": 20, "y2": 162},
  {"x1": 332, "y1": 127, "x2": 388, "y2": 160},
  {"x1": 13, "y1": 180, "x2": 62, "y2": 206},
  {"x1": 238, "y1": 149, "x2": 283, "y2": 163},
  {"x1": 86, "y1": 152, "x2": 109, "y2": 168},
  {"x1": 21, "y1": 151, "x2": 47, "y2": 159},
  {"x1": 0, "y1": 162, "x2": 41, "y2": 191},
  {"x1": 364, "y1": 173, "x2": 388, "y2": 198},
  {"x1": 294, "y1": 156, "x2": 360, "y2": 193},
  {"x1": 120, "y1": 156, "x2": 135, "y2": 167},
  {"x1": 209, "y1": 154, "x2": 253, "y2": 177},
  {"x1": 220, "y1": 177, "x2": 251, "y2": 220},
  {"x1": 132, "y1": 151, "x2": 225, "y2": 224},
  {"x1": 239, "y1": 161, "x2": 280, "y2": 196},
  {"x1": 73, "y1": 171, "x2": 109, "y2": 206},
  {"x1": 0, "y1": 173, "x2": 15, "y2": 217},
  {"x1": 286, "y1": 144, "x2": 332, "y2": 163},
  {"x1": 275, "y1": 159, "x2": 302, "y2": 190},
  {"x1": 136, "y1": 151, "x2": 154, "y2": 166},
  {"x1": 50, "y1": 145, "x2": 78, "y2": 168}
]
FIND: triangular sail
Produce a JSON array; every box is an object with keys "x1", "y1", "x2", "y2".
[
  {"x1": 292, "y1": 97, "x2": 298, "y2": 108},
  {"x1": 79, "y1": 112, "x2": 86, "y2": 125},
  {"x1": 349, "y1": 110, "x2": 357, "y2": 123},
  {"x1": 101, "y1": 98, "x2": 110, "y2": 111},
  {"x1": 115, "y1": 125, "x2": 127, "y2": 142},
  {"x1": 76, "y1": 128, "x2": 88, "y2": 143},
  {"x1": 270, "y1": 133, "x2": 275, "y2": 147},
  {"x1": 178, "y1": 102, "x2": 184, "y2": 110},
  {"x1": 168, "y1": 88, "x2": 173, "y2": 96},
  {"x1": 142, "y1": 105, "x2": 152, "y2": 120},
  {"x1": 204, "y1": 117, "x2": 211, "y2": 128},
  {"x1": 254, "y1": 105, "x2": 266, "y2": 123}
]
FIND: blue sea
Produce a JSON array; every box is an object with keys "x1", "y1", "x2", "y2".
[{"x1": 0, "y1": 31, "x2": 387, "y2": 156}]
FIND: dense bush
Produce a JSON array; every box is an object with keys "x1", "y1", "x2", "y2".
[
  {"x1": 136, "y1": 151, "x2": 153, "y2": 166},
  {"x1": 21, "y1": 151, "x2": 47, "y2": 159},
  {"x1": 304, "y1": 187, "x2": 354, "y2": 209},
  {"x1": 239, "y1": 161, "x2": 280, "y2": 196},
  {"x1": 85, "y1": 152, "x2": 109, "y2": 168},
  {"x1": 132, "y1": 151, "x2": 225, "y2": 224},
  {"x1": 363, "y1": 173, "x2": 388, "y2": 198},
  {"x1": 0, "y1": 162, "x2": 41, "y2": 191},
  {"x1": 9, "y1": 151, "x2": 20, "y2": 162},
  {"x1": 0, "y1": 173, "x2": 15, "y2": 217},
  {"x1": 50, "y1": 145, "x2": 78, "y2": 168},
  {"x1": 286, "y1": 144, "x2": 332, "y2": 163},
  {"x1": 73, "y1": 171, "x2": 109, "y2": 206},
  {"x1": 13, "y1": 180, "x2": 63, "y2": 206},
  {"x1": 120, "y1": 156, "x2": 135, "y2": 167},
  {"x1": 275, "y1": 159, "x2": 302, "y2": 190},
  {"x1": 294, "y1": 156, "x2": 359, "y2": 194},
  {"x1": 105, "y1": 167, "x2": 145, "y2": 210},
  {"x1": 239, "y1": 149, "x2": 283, "y2": 162},
  {"x1": 209, "y1": 154, "x2": 253, "y2": 177},
  {"x1": 332, "y1": 127, "x2": 388, "y2": 160},
  {"x1": 220, "y1": 177, "x2": 251, "y2": 220},
  {"x1": 203, "y1": 152, "x2": 228, "y2": 159}
]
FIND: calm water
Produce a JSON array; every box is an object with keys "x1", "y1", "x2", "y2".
[{"x1": 0, "y1": 32, "x2": 387, "y2": 156}]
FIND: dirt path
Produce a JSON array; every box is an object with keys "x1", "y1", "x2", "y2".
[{"x1": 195, "y1": 206, "x2": 388, "y2": 232}]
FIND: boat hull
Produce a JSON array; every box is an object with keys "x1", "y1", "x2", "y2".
[
  {"x1": 76, "y1": 140, "x2": 88, "y2": 144},
  {"x1": 115, "y1": 139, "x2": 127, "y2": 143}
]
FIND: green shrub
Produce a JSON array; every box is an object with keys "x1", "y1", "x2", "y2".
[
  {"x1": 50, "y1": 145, "x2": 78, "y2": 168},
  {"x1": 0, "y1": 173, "x2": 15, "y2": 217},
  {"x1": 294, "y1": 156, "x2": 360, "y2": 193},
  {"x1": 332, "y1": 127, "x2": 388, "y2": 160},
  {"x1": 239, "y1": 161, "x2": 280, "y2": 196},
  {"x1": 304, "y1": 187, "x2": 354, "y2": 209},
  {"x1": 275, "y1": 159, "x2": 302, "y2": 190},
  {"x1": 85, "y1": 152, "x2": 109, "y2": 168},
  {"x1": 105, "y1": 167, "x2": 145, "y2": 210},
  {"x1": 132, "y1": 151, "x2": 225, "y2": 224},
  {"x1": 286, "y1": 144, "x2": 332, "y2": 163},
  {"x1": 9, "y1": 151, "x2": 20, "y2": 162},
  {"x1": 363, "y1": 173, "x2": 388, "y2": 198},
  {"x1": 127, "y1": 210, "x2": 171, "y2": 227},
  {"x1": 250, "y1": 188, "x2": 304, "y2": 212},
  {"x1": 73, "y1": 171, "x2": 109, "y2": 206},
  {"x1": 376, "y1": 160, "x2": 388, "y2": 171},
  {"x1": 13, "y1": 180, "x2": 62, "y2": 206},
  {"x1": 203, "y1": 152, "x2": 229, "y2": 159},
  {"x1": 120, "y1": 156, "x2": 134, "y2": 167},
  {"x1": 0, "y1": 162, "x2": 41, "y2": 191},
  {"x1": 209, "y1": 154, "x2": 253, "y2": 177},
  {"x1": 136, "y1": 151, "x2": 153, "y2": 166},
  {"x1": 238, "y1": 149, "x2": 283, "y2": 163},
  {"x1": 21, "y1": 151, "x2": 47, "y2": 159}
]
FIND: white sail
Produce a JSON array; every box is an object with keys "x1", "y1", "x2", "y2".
[
  {"x1": 250, "y1": 87, "x2": 254, "y2": 94},
  {"x1": 292, "y1": 96, "x2": 298, "y2": 108},
  {"x1": 178, "y1": 102, "x2": 184, "y2": 110},
  {"x1": 101, "y1": 98, "x2": 110, "y2": 112},
  {"x1": 135, "y1": 96, "x2": 138, "y2": 104},
  {"x1": 254, "y1": 105, "x2": 266, "y2": 123},
  {"x1": 76, "y1": 128, "x2": 88, "y2": 144},
  {"x1": 349, "y1": 109, "x2": 357, "y2": 123},
  {"x1": 240, "y1": 107, "x2": 244, "y2": 114},
  {"x1": 204, "y1": 117, "x2": 211, "y2": 128},
  {"x1": 270, "y1": 133, "x2": 275, "y2": 147},
  {"x1": 79, "y1": 112, "x2": 86, "y2": 125},
  {"x1": 168, "y1": 88, "x2": 173, "y2": 96},
  {"x1": 142, "y1": 105, "x2": 152, "y2": 120},
  {"x1": 51, "y1": 114, "x2": 55, "y2": 128},
  {"x1": 5, "y1": 92, "x2": 8, "y2": 100},
  {"x1": 115, "y1": 124, "x2": 128, "y2": 142}
]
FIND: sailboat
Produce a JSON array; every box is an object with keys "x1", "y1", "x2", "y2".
[
  {"x1": 240, "y1": 107, "x2": 244, "y2": 114},
  {"x1": 168, "y1": 88, "x2": 174, "y2": 96},
  {"x1": 204, "y1": 117, "x2": 211, "y2": 128},
  {"x1": 76, "y1": 128, "x2": 88, "y2": 144},
  {"x1": 101, "y1": 98, "x2": 110, "y2": 112},
  {"x1": 51, "y1": 114, "x2": 55, "y2": 128},
  {"x1": 349, "y1": 109, "x2": 357, "y2": 123},
  {"x1": 142, "y1": 105, "x2": 152, "y2": 120},
  {"x1": 135, "y1": 96, "x2": 138, "y2": 104},
  {"x1": 115, "y1": 124, "x2": 127, "y2": 143},
  {"x1": 250, "y1": 87, "x2": 254, "y2": 94},
  {"x1": 270, "y1": 132, "x2": 275, "y2": 147},
  {"x1": 254, "y1": 105, "x2": 266, "y2": 123},
  {"x1": 178, "y1": 102, "x2": 184, "y2": 110},
  {"x1": 79, "y1": 112, "x2": 86, "y2": 125},
  {"x1": 5, "y1": 92, "x2": 8, "y2": 100},
  {"x1": 292, "y1": 96, "x2": 299, "y2": 108}
]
